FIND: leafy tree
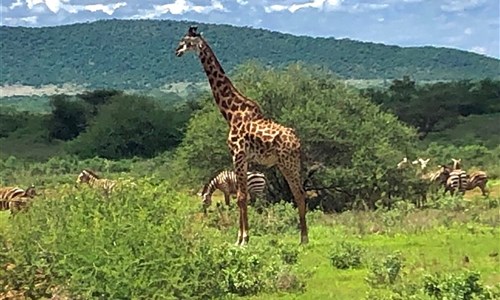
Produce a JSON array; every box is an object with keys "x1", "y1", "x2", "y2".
[
  {"x1": 0, "y1": 109, "x2": 28, "y2": 138},
  {"x1": 173, "y1": 62, "x2": 419, "y2": 211},
  {"x1": 77, "y1": 89, "x2": 123, "y2": 116},
  {"x1": 67, "y1": 95, "x2": 187, "y2": 159},
  {"x1": 47, "y1": 94, "x2": 90, "y2": 141}
]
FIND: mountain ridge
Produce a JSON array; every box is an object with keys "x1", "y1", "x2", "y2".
[{"x1": 1, "y1": 19, "x2": 498, "y2": 89}]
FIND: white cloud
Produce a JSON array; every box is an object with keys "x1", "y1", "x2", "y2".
[
  {"x1": 3, "y1": 15, "x2": 38, "y2": 25},
  {"x1": 346, "y1": 3, "x2": 388, "y2": 13},
  {"x1": 264, "y1": 0, "x2": 343, "y2": 13},
  {"x1": 132, "y1": 0, "x2": 226, "y2": 19},
  {"x1": 378, "y1": 17, "x2": 385, "y2": 22},
  {"x1": 26, "y1": 0, "x2": 44, "y2": 10},
  {"x1": 470, "y1": 46, "x2": 486, "y2": 54},
  {"x1": 45, "y1": 0, "x2": 63, "y2": 13},
  {"x1": 9, "y1": 0, "x2": 23, "y2": 9},
  {"x1": 464, "y1": 27, "x2": 472, "y2": 35},
  {"x1": 65, "y1": 2, "x2": 127, "y2": 15},
  {"x1": 440, "y1": 0, "x2": 486, "y2": 12},
  {"x1": 236, "y1": 0, "x2": 248, "y2": 5}
]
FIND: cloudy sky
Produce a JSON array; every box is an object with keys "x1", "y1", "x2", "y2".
[{"x1": 1, "y1": 0, "x2": 499, "y2": 58}]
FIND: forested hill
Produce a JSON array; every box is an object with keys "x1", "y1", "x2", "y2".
[{"x1": 1, "y1": 19, "x2": 499, "y2": 89}]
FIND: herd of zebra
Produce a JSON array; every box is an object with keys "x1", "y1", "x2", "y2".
[
  {"x1": 397, "y1": 157, "x2": 489, "y2": 197},
  {"x1": 0, "y1": 168, "x2": 267, "y2": 215},
  {"x1": 0, "y1": 158, "x2": 488, "y2": 215}
]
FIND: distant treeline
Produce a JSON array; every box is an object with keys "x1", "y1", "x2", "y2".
[
  {"x1": 362, "y1": 77, "x2": 500, "y2": 142},
  {"x1": 1, "y1": 74, "x2": 499, "y2": 162},
  {"x1": 1, "y1": 19, "x2": 499, "y2": 89},
  {"x1": 0, "y1": 89, "x2": 202, "y2": 159}
]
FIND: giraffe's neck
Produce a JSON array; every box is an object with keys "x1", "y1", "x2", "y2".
[{"x1": 197, "y1": 40, "x2": 263, "y2": 122}]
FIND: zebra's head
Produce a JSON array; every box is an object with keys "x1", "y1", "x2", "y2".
[
  {"x1": 451, "y1": 158, "x2": 462, "y2": 170},
  {"x1": 25, "y1": 184, "x2": 37, "y2": 198},
  {"x1": 76, "y1": 170, "x2": 96, "y2": 184},
  {"x1": 175, "y1": 25, "x2": 203, "y2": 57},
  {"x1": 434, "y1": 165, "x2": 452, "y2": 184},
  {"x1": 201, "y1": 192, "x2": 212, "y2": 207}
]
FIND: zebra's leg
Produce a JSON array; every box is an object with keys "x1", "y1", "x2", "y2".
[{"x1": 224, "y1": 192, "x2": 231, "y2": 206}]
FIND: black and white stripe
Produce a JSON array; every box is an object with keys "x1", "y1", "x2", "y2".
[
  {"x1": 200, "y1": 170, "x2": 267, "y2": 207},
  {"x1": 76, "y1": 169, "x2": 117, "y2": 193},
  {"x1": 466, "y1": 170, "x2": 489, "y2": 196},
  {"x1": 445, "y1": 160, "x2": 469, "y2": 196},
  {"x1": 0, "y1": 184, "x2": 37, "y2": 214}
]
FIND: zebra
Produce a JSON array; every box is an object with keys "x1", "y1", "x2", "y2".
[
  {"x1": 445, "y1": 158, "x2": 469, "y2": 196},
  {"x1": 76, "y1": 169, "x2": 117, "y2": 193},
  {"x1": 0, "y1": 184, "x2": 37, "y2": 214},
  {"x1": 438, "y1": 163, "x2": 489, "y2": 196},
  {"x1": 199, "y1": 170, "x2": 267, "y2": 208}
]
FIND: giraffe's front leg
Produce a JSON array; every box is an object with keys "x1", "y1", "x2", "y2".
[{"x1": 233, "y1": 151, "x2": 249, "y2": 246}]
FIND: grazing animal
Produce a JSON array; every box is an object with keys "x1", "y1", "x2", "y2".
[
  {"x1": 438, "y1": 164, "x2": 489, "y2": 196},
  {"x1": 200, "y1": 170, "x2": 267, "y2": 208},
  {"x1": 76, "y1": 169, "x2": 117, "y2": 193},
  {"x1": 0, "y1": 184, "x2": 37, "y2": 214},
  {"x1": 445, "y1": 158, "x2": 469, "y2": 196},
  {"x1": 176, "y1": 26, "x2": 308, "y2": 245}
]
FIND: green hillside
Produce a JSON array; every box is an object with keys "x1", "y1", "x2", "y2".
[{"x1": 1, "y1": 19, "x2": 499, "y2": 89}]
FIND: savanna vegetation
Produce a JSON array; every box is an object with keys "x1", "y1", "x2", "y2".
[
  {"x1": 1, "y1": 19, "x2": 499, "y2": 89},
  {"x1": 1, "y1": 63, "x2": 499, "y2": 299}
]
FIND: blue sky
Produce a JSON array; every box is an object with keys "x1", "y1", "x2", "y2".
[{"x1": 1, "y1": 0, "x2": 499, "y2": 58}]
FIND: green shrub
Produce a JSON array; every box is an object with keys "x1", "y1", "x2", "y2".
[
  {"x1": 329, "y1": 241, "x2": 364, "y2": 269},
  {"x1": 423, "y1": 271, "x2": 499, "y2": 300},
  {"x1": 366, "y1": 251, "x2": 405, "y2": 287},
  {"x1": 1, "y1": 179, "x2": 301, "y2": 299}
]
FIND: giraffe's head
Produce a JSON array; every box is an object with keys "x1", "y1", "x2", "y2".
[{"x1": 175, "y1": 25, "x2": 203, "y2": 57}]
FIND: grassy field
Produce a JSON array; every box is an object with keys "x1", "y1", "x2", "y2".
[{"x1": 1, "y1": 178, "x2": 499, "y2": 299}]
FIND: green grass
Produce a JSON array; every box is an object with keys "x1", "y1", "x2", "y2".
[{"x1": 1, "y1": 177, "x2": 499, "y2": 299}]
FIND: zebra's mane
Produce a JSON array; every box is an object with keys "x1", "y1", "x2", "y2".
[
  {"x1": 83, "y1": 169, "x2": 100, "y2": 179},
  {"x1": 202, "y1": 169, "x2": 231, "y2": 195}
]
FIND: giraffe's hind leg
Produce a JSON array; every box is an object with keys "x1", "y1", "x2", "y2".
[{"x1": 278, "y1": 154, "x2": 308, "y2": 245}]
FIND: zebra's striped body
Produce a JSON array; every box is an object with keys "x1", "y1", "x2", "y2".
[
  {"x1": 0, "y1": 185, "x2": 36, "y2": 214},
  {"x1": 201, "y1": 170, "x2": 267, "y2": 207},
  {"x1": 76, "y1": 169, "x2": 117, "y2": 193},
  {"x1": 445, "y1": 160, "x2": 469, "y2": 196},
  {"x1": 442, "y1": 169, "x2": 489, "y2": 196},
  {"x1": 466, "y1": 170, "x2": 489, "y2": 196}
]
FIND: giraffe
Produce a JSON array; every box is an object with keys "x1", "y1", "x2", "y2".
[{"x1": 175, "y1": 26, "x2": 308, "y2": 246}]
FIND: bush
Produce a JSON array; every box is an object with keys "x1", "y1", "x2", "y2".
[
  {"x1": 366, "y1": 251, "x2": 405, "y2": 287},
  {"x1": 423, "y1": 271, "x2": 498, "y2": 300},
  {"x1": 1, "y1": 179, "x2": 302, "y2": 299},
  {"x1": 67, "y1": 94, "x2": 188, "y2": 159},
  {"x1": 329, "y1": 241, "x2": 364, "y2": 269}
]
